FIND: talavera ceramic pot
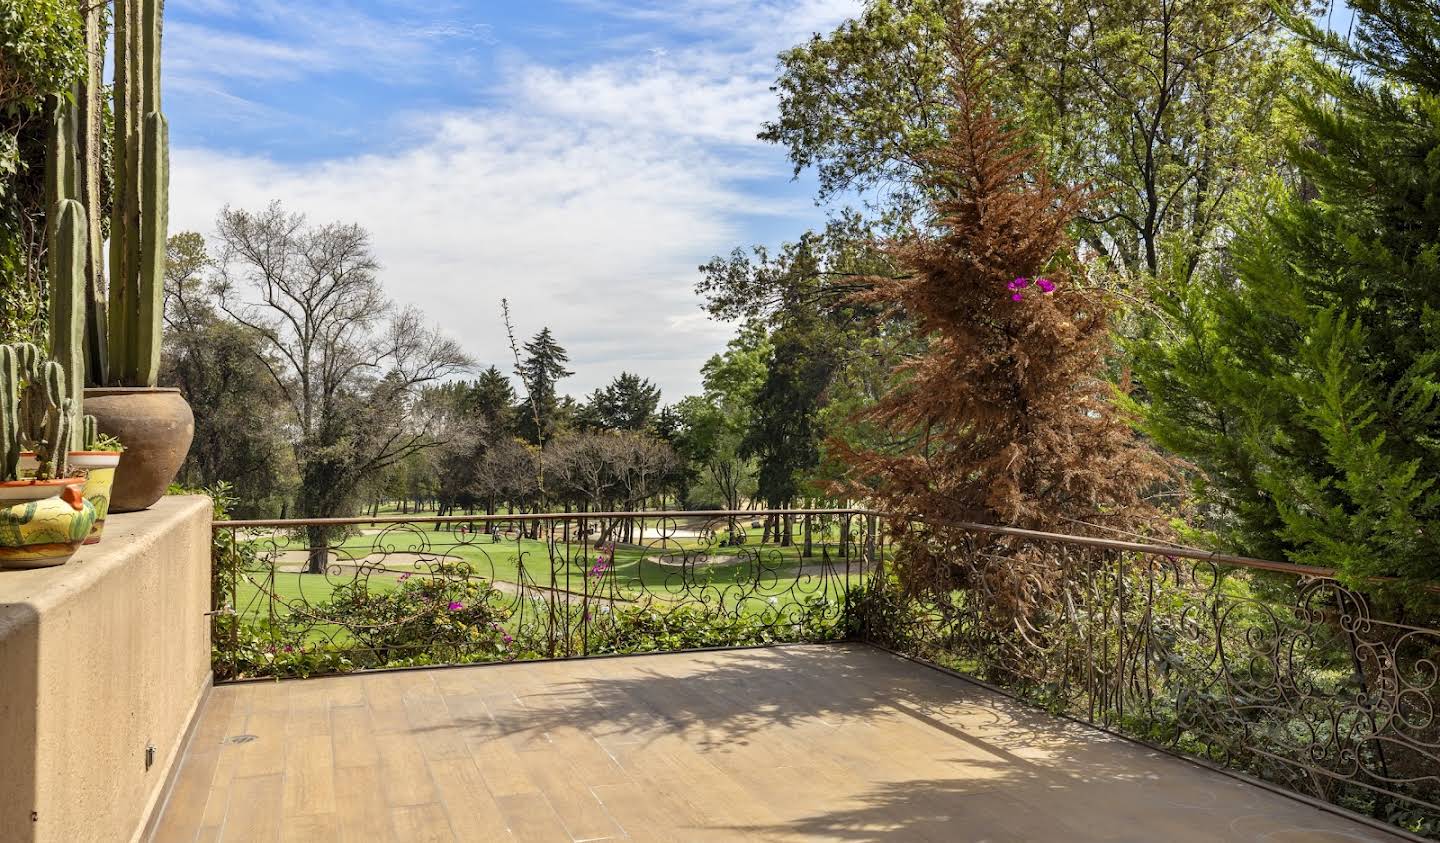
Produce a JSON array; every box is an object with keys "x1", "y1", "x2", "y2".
[
  {"x1": 0, "y1": 481, "x2": 97, "y2": 568},
  {"x1": 83, "y1": 387, "x2": 194, "y2": 513},
  {"x1": 68, "y1": 451, "x2": 122, "y2": 543}
]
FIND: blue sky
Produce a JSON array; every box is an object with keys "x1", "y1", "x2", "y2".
[{"x1": 165, "y1": 0, "x2": 862, "y2": 398}]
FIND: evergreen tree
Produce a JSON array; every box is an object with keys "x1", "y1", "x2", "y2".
[
  {"x1": 1130, "y1": 0, "x2": 1440, "y2": 587},
  {"x1": 514, "y1": 327, "x2": 573, "y2": 446},
  {"x1": 470, "y1": 365, "x2": 516, "y2": 439},
  {"x1": 582, "y1": 372, "x2": 662, "y2": 431},
  {"x1": 743, "y1": 319, "x2": 837, "y2": 510},
  {"x1": 841, "y1": 19, "x2": 1169, "y2": 598}
]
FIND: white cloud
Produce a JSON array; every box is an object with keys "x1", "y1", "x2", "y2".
[{"x1": 171, "y1": 109, "x2": 751, "y2": 397}]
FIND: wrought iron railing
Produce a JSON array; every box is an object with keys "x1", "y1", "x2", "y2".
[
  {"x1": 863, "y1": 518, "x2": 1440, "y2": 838},
  {"x1": 210, "y1": 509, "x2": 881, "y2": 682},
  {"x1": 209, "y1": 508, "x2": 1440, "y2": 836}
]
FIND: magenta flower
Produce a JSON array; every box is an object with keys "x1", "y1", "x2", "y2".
[
  {"x1": 447, "y1": 601, "x2": 463, "y2": 612},
  {"x1": 1007, "y1": 277, "x2": 1030, "y2": 291},
  {"x1": 1036, "y1": 278, "x2": 1056, "y2": 293},
  {"x1": 502, "y1": 634, "x2": 513, "y2": 644},
  {"x1": 1011, "y1": 292, "x2": 1024, "y2": 302}
]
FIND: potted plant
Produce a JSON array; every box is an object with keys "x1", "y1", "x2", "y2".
[
  {"x1": 46, "y1": 0, "x2": 192, "y2": 513},
  {"x1": 0, "y1": 344, "x2": 97, "y2": 569},
  {"x1": 68, "y1": 417, "x2": 123, "y2": 544}
]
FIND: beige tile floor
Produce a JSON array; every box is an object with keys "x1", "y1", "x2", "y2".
[{"x1": 149, "y1": 644, "x2": 1409, "y2": 842}]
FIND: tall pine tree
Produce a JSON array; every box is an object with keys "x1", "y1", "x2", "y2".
[
  {"x1": 1130, "y1": 0, "x2": 1440, "y2": 587},
  {"x1": 841, "y1": 19, "x2": 1170, "y2": 601},
  {"x1": 514, "y1": 327, "x2": 573, "y2": 446}
]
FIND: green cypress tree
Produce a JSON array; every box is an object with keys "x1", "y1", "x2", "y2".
[{"x1": 1129, "y1": 0, "x2": 1440, "y2": 587}]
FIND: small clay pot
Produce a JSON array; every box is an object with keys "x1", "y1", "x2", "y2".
[
  {"x1": 68, "y1": 451, "x2": 122, "y2": 543},
  {"x1": 83, "y1": 387, "x2": 195, "y2": 513}
]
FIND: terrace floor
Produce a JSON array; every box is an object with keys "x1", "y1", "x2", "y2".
[{"x1": 149, "y1": 644, "x2": 1406, "y2": 843}]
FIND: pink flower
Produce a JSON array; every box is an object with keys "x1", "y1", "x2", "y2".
[
  {"x1": 502, "y1": 634, "x2": 513, "y2": 644},
  {"x1": 447, "y1": 601, "x2": 463, "y2": 612},
  {"x1": 1007, "y1": 277, "x2": 1030, "y2": 291},
  {"x1": 1036, "y1": 278, "x2": 1056, "y2": 293},
  {"x1": 398, "y1": 572, "x2": 411, "y2": 582},
  {"x1": 1011, "y1": 292, "x2": 1024, "y2": 302}
]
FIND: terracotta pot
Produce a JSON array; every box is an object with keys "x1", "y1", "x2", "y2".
[
  {"x1": 83, "y1": 387, "x2": 194, "y2": 513},
  {"x1": 68, "y1": 451, "x2": 122, "y2": 543},
  {"x1": 0, "y1": 481, "x2": 95, "y2": 568}
]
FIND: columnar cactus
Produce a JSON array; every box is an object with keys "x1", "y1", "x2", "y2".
[
  {"x1": 106, "y1": 0, "x2": 169, "y2": 389},
  {"x1": 1, "y1": 346, "x2": 19, "y2": 482},
  {"x1": 33, "y1": 362, "x2": 72, "y2": 480},
  {"x1": 0, "y1": 344, "x2": 75, "y2": 481},
  {"x1": 48, "y1": 199, "x2": 87, "y2": 451}
]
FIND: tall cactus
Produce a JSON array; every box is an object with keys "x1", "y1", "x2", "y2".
[
  {"x1": 82, "y1": 415, "x2": 98, "y2": 451},
  {"x1": 106, "y1": 0, "x2": 169, "y2": 388},
  {"x1": 48, "y1": 199, "x2": 87, "y2": 451},
  {"x1": 34, "y1": 362, "x2": 72, "y2": 480},
  {"x1": 1, "y1": 346, "x2": 18, "y2": 482},
  {"x1": 77, "y1": 0, "x2": 108, "y2": 385}
]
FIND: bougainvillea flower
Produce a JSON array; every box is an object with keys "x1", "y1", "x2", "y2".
[{"x1": 1036, "y1": 278, "x2": 1056, "y2": 293}]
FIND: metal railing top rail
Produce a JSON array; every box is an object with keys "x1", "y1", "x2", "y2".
[
  {"x1": 910, "y1": 516, "x2": 1440, "y2": 595},
  {"x1": 211, "y1": 507, "x2": 1440, "y2": 594}
]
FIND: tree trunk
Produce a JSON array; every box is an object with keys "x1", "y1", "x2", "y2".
[{"x1": 305, "y1": 524, "x2": 329, "y2": 575}]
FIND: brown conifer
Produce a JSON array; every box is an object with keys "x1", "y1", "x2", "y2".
[{"x1": 840, "y1": 21, "x2": 1172, "y2": 604}]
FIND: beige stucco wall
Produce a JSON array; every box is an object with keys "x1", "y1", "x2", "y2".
[{"x1": 0, "y1": 495, "x2": 212, "y2": 843}]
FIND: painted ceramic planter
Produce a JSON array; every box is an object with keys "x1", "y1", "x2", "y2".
[
  {"x1": 68, "y1": 452, "x2": 122, "y2": 544},
  {"x1": 0, "y1": 481, "x2": 96, "y2": 568}
]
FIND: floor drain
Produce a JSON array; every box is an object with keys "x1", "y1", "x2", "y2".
[{"x1": 226, "y1": 734, "x2": 258, "y2": 744}]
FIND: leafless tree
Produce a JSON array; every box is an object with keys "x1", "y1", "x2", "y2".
[{"x1": 213, "y1": 201, "x2": 471, "y2": 571}]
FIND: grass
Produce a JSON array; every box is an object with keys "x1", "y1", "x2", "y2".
[{"x1": 225, "y1": 525, "x2": 877, "y2": 624}]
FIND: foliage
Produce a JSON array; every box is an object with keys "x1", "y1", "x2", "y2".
[
  {"x1": 839, "y1": 19, "x2": 1172, "y2": 600},
  {"x1": 586, "y1": 595, "x2": 853, "y2": 655},
  {"x1": 762, "y1": 0, "x2": 1298, "y2": 281},
  {"x1": 1128, "y1": 0, "x2": 1440, "y2": 588},
  {"x1": 0, "y1": 0, "x2": 85, "y2": 346},
  {"x1": 666, "y1": 325, "x2": 770, "y2": 509}
]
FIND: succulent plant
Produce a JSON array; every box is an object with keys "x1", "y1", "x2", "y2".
[{"x1": 0, "y1": 344, "x2": 78, "y2": 482}]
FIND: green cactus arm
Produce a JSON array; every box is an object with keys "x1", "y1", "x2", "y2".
[
  {"x1": 0, "y1": 346, "x2": 18, "y2": 482},
  {"x1": 133, "y1": 112, "x2": 167, "y2": 388},
  {"x1": 48, "y1": 199, "x2": 87, "y2": 449}
]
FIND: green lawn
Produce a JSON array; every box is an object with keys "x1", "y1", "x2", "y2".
[{"x1": 225, "y1": 526, "x2": 875, "y2": 624}]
